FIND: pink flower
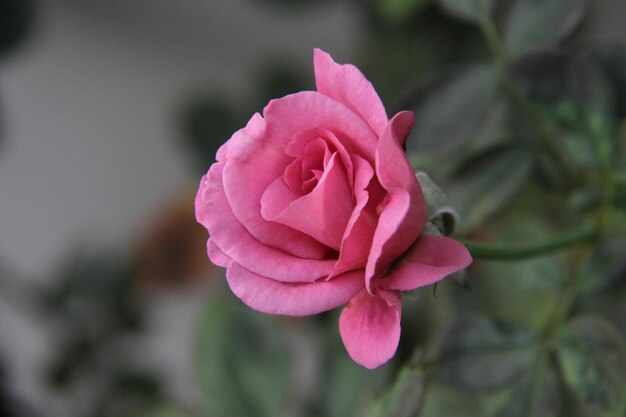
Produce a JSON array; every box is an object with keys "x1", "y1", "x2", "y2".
[{"x1": 195, "y1": 49, "x2": 472, "y2": 369}]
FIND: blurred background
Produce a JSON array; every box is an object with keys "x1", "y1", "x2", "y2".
[{"x1": 0, "y1": 0, "x2": 625, "y2": 416}]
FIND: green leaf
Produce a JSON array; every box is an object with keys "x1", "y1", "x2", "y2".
[
  {"x1": 434, "y1": 316, "x2": 541, "y2": 393},
  {"x1": 504, "y1": 0, "x2": 589, "y2": 56},
  {"x1": 372, "y1": 0, "x2": 431, "y2": 24},
  {"x1": 447, "y1": 144, "x2": 533, "y2": 233},
  {"x1": 556, "y1": 316, "x2": 626, "y2": 414},
  {"x1": 195, "y1": 295, "x2": 291, "y2": 417},
  {"x1": 407, "y1": 65, "x2": 501, "y2": 156},
  {"x1": 361, "y1": 365, "x2": 426, "y2": 417},
  {"x1": 436, "y1": 0, "x2": 495, "y2": 22}
]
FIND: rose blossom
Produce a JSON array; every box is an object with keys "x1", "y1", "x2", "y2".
[{"x1": 195, "y1": 49, "x2": 472, "y2": 369}]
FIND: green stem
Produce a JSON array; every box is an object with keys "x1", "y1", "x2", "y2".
[
  {"x1": 478, "y1": 16, "x2": 507, "y2": 67},
  {"x1": 459, "y1": 224, "x2": 598, "y2": 261}
]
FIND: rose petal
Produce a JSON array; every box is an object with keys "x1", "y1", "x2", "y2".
[
  {"x1": 365, "y1": 111, "x2": 427, "y2": 291},
  {"x1": 264, "y1": 91, "x2": 378, "y2": 162},
  {"x1": 331, "y1": 155, "x2": 378, "y2": 276},
  {"x1": 314, "y1": 49, "x2": 388, "y2": 137},
  {"x1": 226, "y1": 262, "x2": 364, "y2": 317},
  {"x1": 195, "y1": 163, "x2": 335, "y2": 282},
  {"x1": 261, "y1": 153, "x2": 354, "y2": 250},
  {"x1": 339, "y1": 289, "x2": 402, "y2": 369},
  {"x1": 207, "y1": 239, "x2": 231, "y2": 268},
  {"x1": 222, "y1": 124, "x2": 328, "y2": 260},
  {"x1": 286, "y1": 128, "x2": 355, "y2": 187},
  {"x1": 380, "y1": 235, "x2": 472, "y2": 291}
]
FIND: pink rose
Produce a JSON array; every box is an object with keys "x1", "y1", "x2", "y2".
[{"x1": 195, "y1": 49, "x2": 472, "y2": 369}]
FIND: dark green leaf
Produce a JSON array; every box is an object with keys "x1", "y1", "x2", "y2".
[
  {"x1": 556, "y1": 316, "x2": 626, "y2": 413},
  {"x1": 407, "y1": 65, "x2": 501, "y2": 156},
  {"x1": 447, "y1": 144, "x2": 533, "y2": 233},
  {"x1": 504, "y1": 0, "x2": 589, "y2": 56},
  {"x1": 434, "y1": 316, "x2": 541, "y2": 393},
  {"x1": 195, "y1": 295, "x2": 290, "y2": 417},
  {"x1": 436, "y1": 0, "x2": 495, "y2": 22}
]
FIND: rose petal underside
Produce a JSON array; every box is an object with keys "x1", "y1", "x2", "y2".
[
  {"x1": 226, "y1": 262, "x2": 364, "y2": 317},
  {"x1": 339, "y1": 289, "x2": 402, "y2": 369},
  {"x1": 207, "y1": 238, "x2": 231, "y2": 268},
  {"x1": 365, "y1": 112, "x2": 427, "y2": 291},
  {"x1": 314, "y1": 49, "x2": 388, "y2": 138},
  {"x1": 380, "y1": 235, "x2": 473, "y2": 291},
  {"x1": 195, "y1": 163, "x2": 335, "y2": 283}
]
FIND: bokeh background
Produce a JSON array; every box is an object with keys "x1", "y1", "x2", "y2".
[{"x1": 1, "y1": 1, "x2": 625, "y2": 416}]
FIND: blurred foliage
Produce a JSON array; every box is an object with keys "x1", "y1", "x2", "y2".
[
  {"x1": 0, "y1": 0, "x2": 36, "y2": 57},
  {"x1": 0, "y1": 0, "x2": 624, "y2": 416},
  {"x1": 39, "y1": 254, "x2": 167, "y2": 417}
]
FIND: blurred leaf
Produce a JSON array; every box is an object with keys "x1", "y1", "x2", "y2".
[
  {"x1": 419, "y1": 382, "x2": 482, "y2": 417},
  {"x1": 580, "y1": 235, "x2": 626, "y2": 295},
  {"x1": 44, "y1": 254, "x2": 141, "y2": 336},
  {"x1": 321, "y1": 330, "x2": 390, "y2": 417},
  {"x1": 447, "y1": 144, "x2": 533, "y2": 233},
  {"x1": 504, "y1": 0, "x2": 589, "y2": 56},
  {"x1": 436, "y1": 0, "x2": 495, "y2": 22},
  {"x1": 509, "y1": 52, "x2": 610, "y2": 109},
  {"x1": 434, "y1": 316, "x2": 541, "y2": 393},
  {"x1": 407, "y1": 65, "x2": 500, "y2": 155},
  {"x1": 508, "y1": 51, "x2": 614, "y2": 184},
  {"x1": 196, "y1": 295, "x2": 290, "y2": 417},
  {"x1": 248, "y1": 0, "x2": 328, "y2": 9},
  {"x1": 131, "y1": 403, "x2": 193, "y2": 417},
  {"x1": 362, "y1": 365, "x2": 426, "y2": 417},
  {"x1": 555, "y1": 316, "x2": 626, "y2": 414},
  {"x1": 488, "y1": 255, "x2": 567, "y2": 292},
  {"x1": 592, "y1": 44, "x2": 626, "y2": 118},
  {"x1": 416, "y1": 171, "x2": 459, "y2": 235},
  {"x1": 0, "y1": 0, "x2": 36, "y2": 57},
  {"x1": 179, "y1": 96, "x2": 241, "y2": 172},
  {"x1": 493, "y1": 365, "x2": 562, "y2": 417},
  {"x1": 371, "y1": 0, "x2": 431, "y2": 24},
  {"x1": 256, "y1": 63, "x2": 308, "y2": 105}
]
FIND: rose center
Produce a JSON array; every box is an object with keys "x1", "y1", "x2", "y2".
[{"x1": 284, "y1": 137, "x2": 336, "y2": 195}]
